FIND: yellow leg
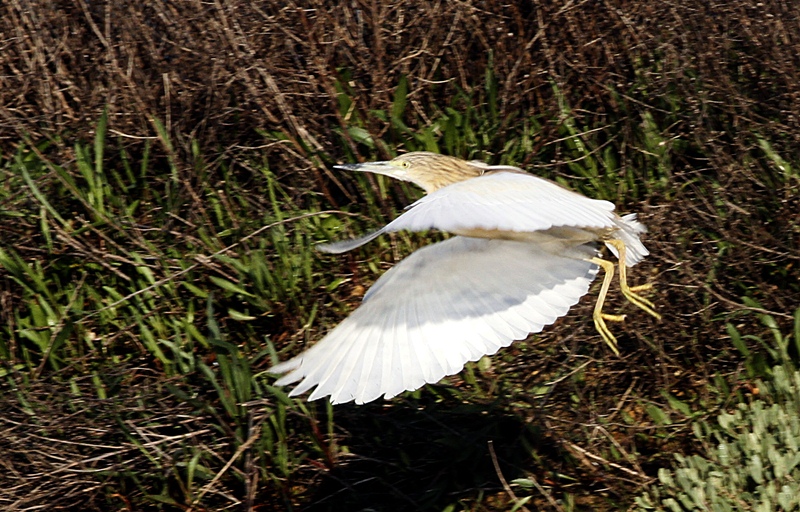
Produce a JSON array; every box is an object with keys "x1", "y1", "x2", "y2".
[
  {"x1": 606, "y1": 240, "x2": 661, "y2": 320},
  {"x1": 590, "y1": 257, "x2": 626, "y2": 356}
]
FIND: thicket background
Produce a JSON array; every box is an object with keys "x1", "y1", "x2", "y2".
[{"x1": 1, "y1": 1, "x2": 798, "y2": 510}]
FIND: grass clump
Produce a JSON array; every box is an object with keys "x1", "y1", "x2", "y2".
[{"x1": 0, "y1": 115, "x2": 349, "y2": 509}]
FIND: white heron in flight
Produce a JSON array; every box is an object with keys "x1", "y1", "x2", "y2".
[{"x1": 270, "y1": 152, "x2": 659, "y2": 404}]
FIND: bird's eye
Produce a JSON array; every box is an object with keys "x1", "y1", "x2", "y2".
[{"x1": 402, "y1": 161, "x2": 411, "y2": 169}]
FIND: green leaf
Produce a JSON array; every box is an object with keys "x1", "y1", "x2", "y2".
[
  {"x1": 391, "y1": 75, "x2": 408, "y2": 122},
  {"x1": 646, "y1": 404, "x2": 672, "y2": 426},
  {"x1": 347, "y1": 126, "x2": 374, "y2": 148},
  {"x1": 728, "y1": 323, "x2": 750, "y2": 357},
  {"x1": 182, "y1": 281, "x2": 208, "y2": 298},
  {"x1": 509, "y1": 496, "x2": 532, "y2": 512},
  {"x1": 228, "y1": 308, "x2": 256, "y2": 321},
  {"x1": 209, "y1": 276, "x2": 255, "y2": 297},
  {"x1": 17, "y1": 154, "x2": 66, "y2": 225},
  {"x1": 510, "y1": 478, "x2": 535, "y2": 489},
  {"x1": 663, "y1": 392, "x2": 693, "y2": 417}
]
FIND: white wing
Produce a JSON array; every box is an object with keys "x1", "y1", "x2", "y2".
[
  {"x1": 318, "y1": 172, "x2": 649, "y2": 266},
  {"x1": 319, "y1": 172, "x2": 615, "y2": 252},
  {"x1": 270, "y1": 236, "x2": 599, "y2": 404},
  {"x1": 386, "y1": 171, "x2": 617, "y2": 234}
]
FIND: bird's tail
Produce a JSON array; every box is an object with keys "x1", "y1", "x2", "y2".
[{"x1": 606, "y1": 213, "x2": 649, "y2": 267}]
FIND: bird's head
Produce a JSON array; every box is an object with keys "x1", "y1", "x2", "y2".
[{"x1": 334, "y1": 152, "x2": 487, "y2": 193}]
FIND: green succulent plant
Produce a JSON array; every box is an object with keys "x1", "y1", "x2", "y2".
[{"x1": 637, "y1": 365, "x2": 800, "y2": 512}]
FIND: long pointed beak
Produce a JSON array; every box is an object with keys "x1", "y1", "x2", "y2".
[
  {"x1": 334, "y1": 161, "x2": 404, "y2": 180},
  {"x1": 334, "y1": 161, "x2": 390, "y2": 172}
]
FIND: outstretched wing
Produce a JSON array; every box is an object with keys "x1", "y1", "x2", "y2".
[
  {"x1": 270, "y1": 236, "x2": 599, "y2": 404},
  {"x1": 318, "y1": 171, "x2": 617, "y2": 253}
]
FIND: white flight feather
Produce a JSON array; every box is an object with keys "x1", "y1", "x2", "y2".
[{"x1": 271, "y1": 236, "x2": 599, "y2": 404}]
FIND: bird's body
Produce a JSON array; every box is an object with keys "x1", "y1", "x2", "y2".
[{"x1": 270, "y1": 152, "x2": 659, "y2": 404}]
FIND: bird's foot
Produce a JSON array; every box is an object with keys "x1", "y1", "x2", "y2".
[
  {"x1": 594, "y1": 312, "x2": 626, "y2": 356},
  {"x1": 620, "y1": 283, "x2": 661, "y2": 320}
]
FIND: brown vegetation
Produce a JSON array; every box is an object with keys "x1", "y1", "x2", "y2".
[{"x1": 3, "y1": 1, "x2": 798, "y2": 167}]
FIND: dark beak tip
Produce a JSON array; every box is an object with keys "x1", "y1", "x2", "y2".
[{"x1": 334, "y1": 163, "x2": 360, "y2": 171}]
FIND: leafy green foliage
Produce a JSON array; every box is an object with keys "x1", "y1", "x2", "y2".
[
  {"x1": 637, "y1": 307, "x2": 800, "y2": 511},
  {"x1": 636, "y1": 365, "x2": 800, "y2": 512},
  {"x1": 728, "y1": 302, "x2": 800, "y2": 379}
]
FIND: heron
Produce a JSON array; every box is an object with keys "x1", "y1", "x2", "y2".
[{"x1": 270, "y1": 152, "x2": 659, "y2": 404}]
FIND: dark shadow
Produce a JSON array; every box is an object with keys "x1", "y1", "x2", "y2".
[{"x1": 304, "y1": 389, "x2": 560, "y2": 512}]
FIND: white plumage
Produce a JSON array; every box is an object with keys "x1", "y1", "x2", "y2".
[
  {"x1": 271, "y1": 237, "x2": 598, "y2": 404},
  {"x1": 269, "y1": 152, "x2": 657, "y2": 404},
  {"x1": 320, "y1": 172, "x2": 648, "y2": 267}
]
